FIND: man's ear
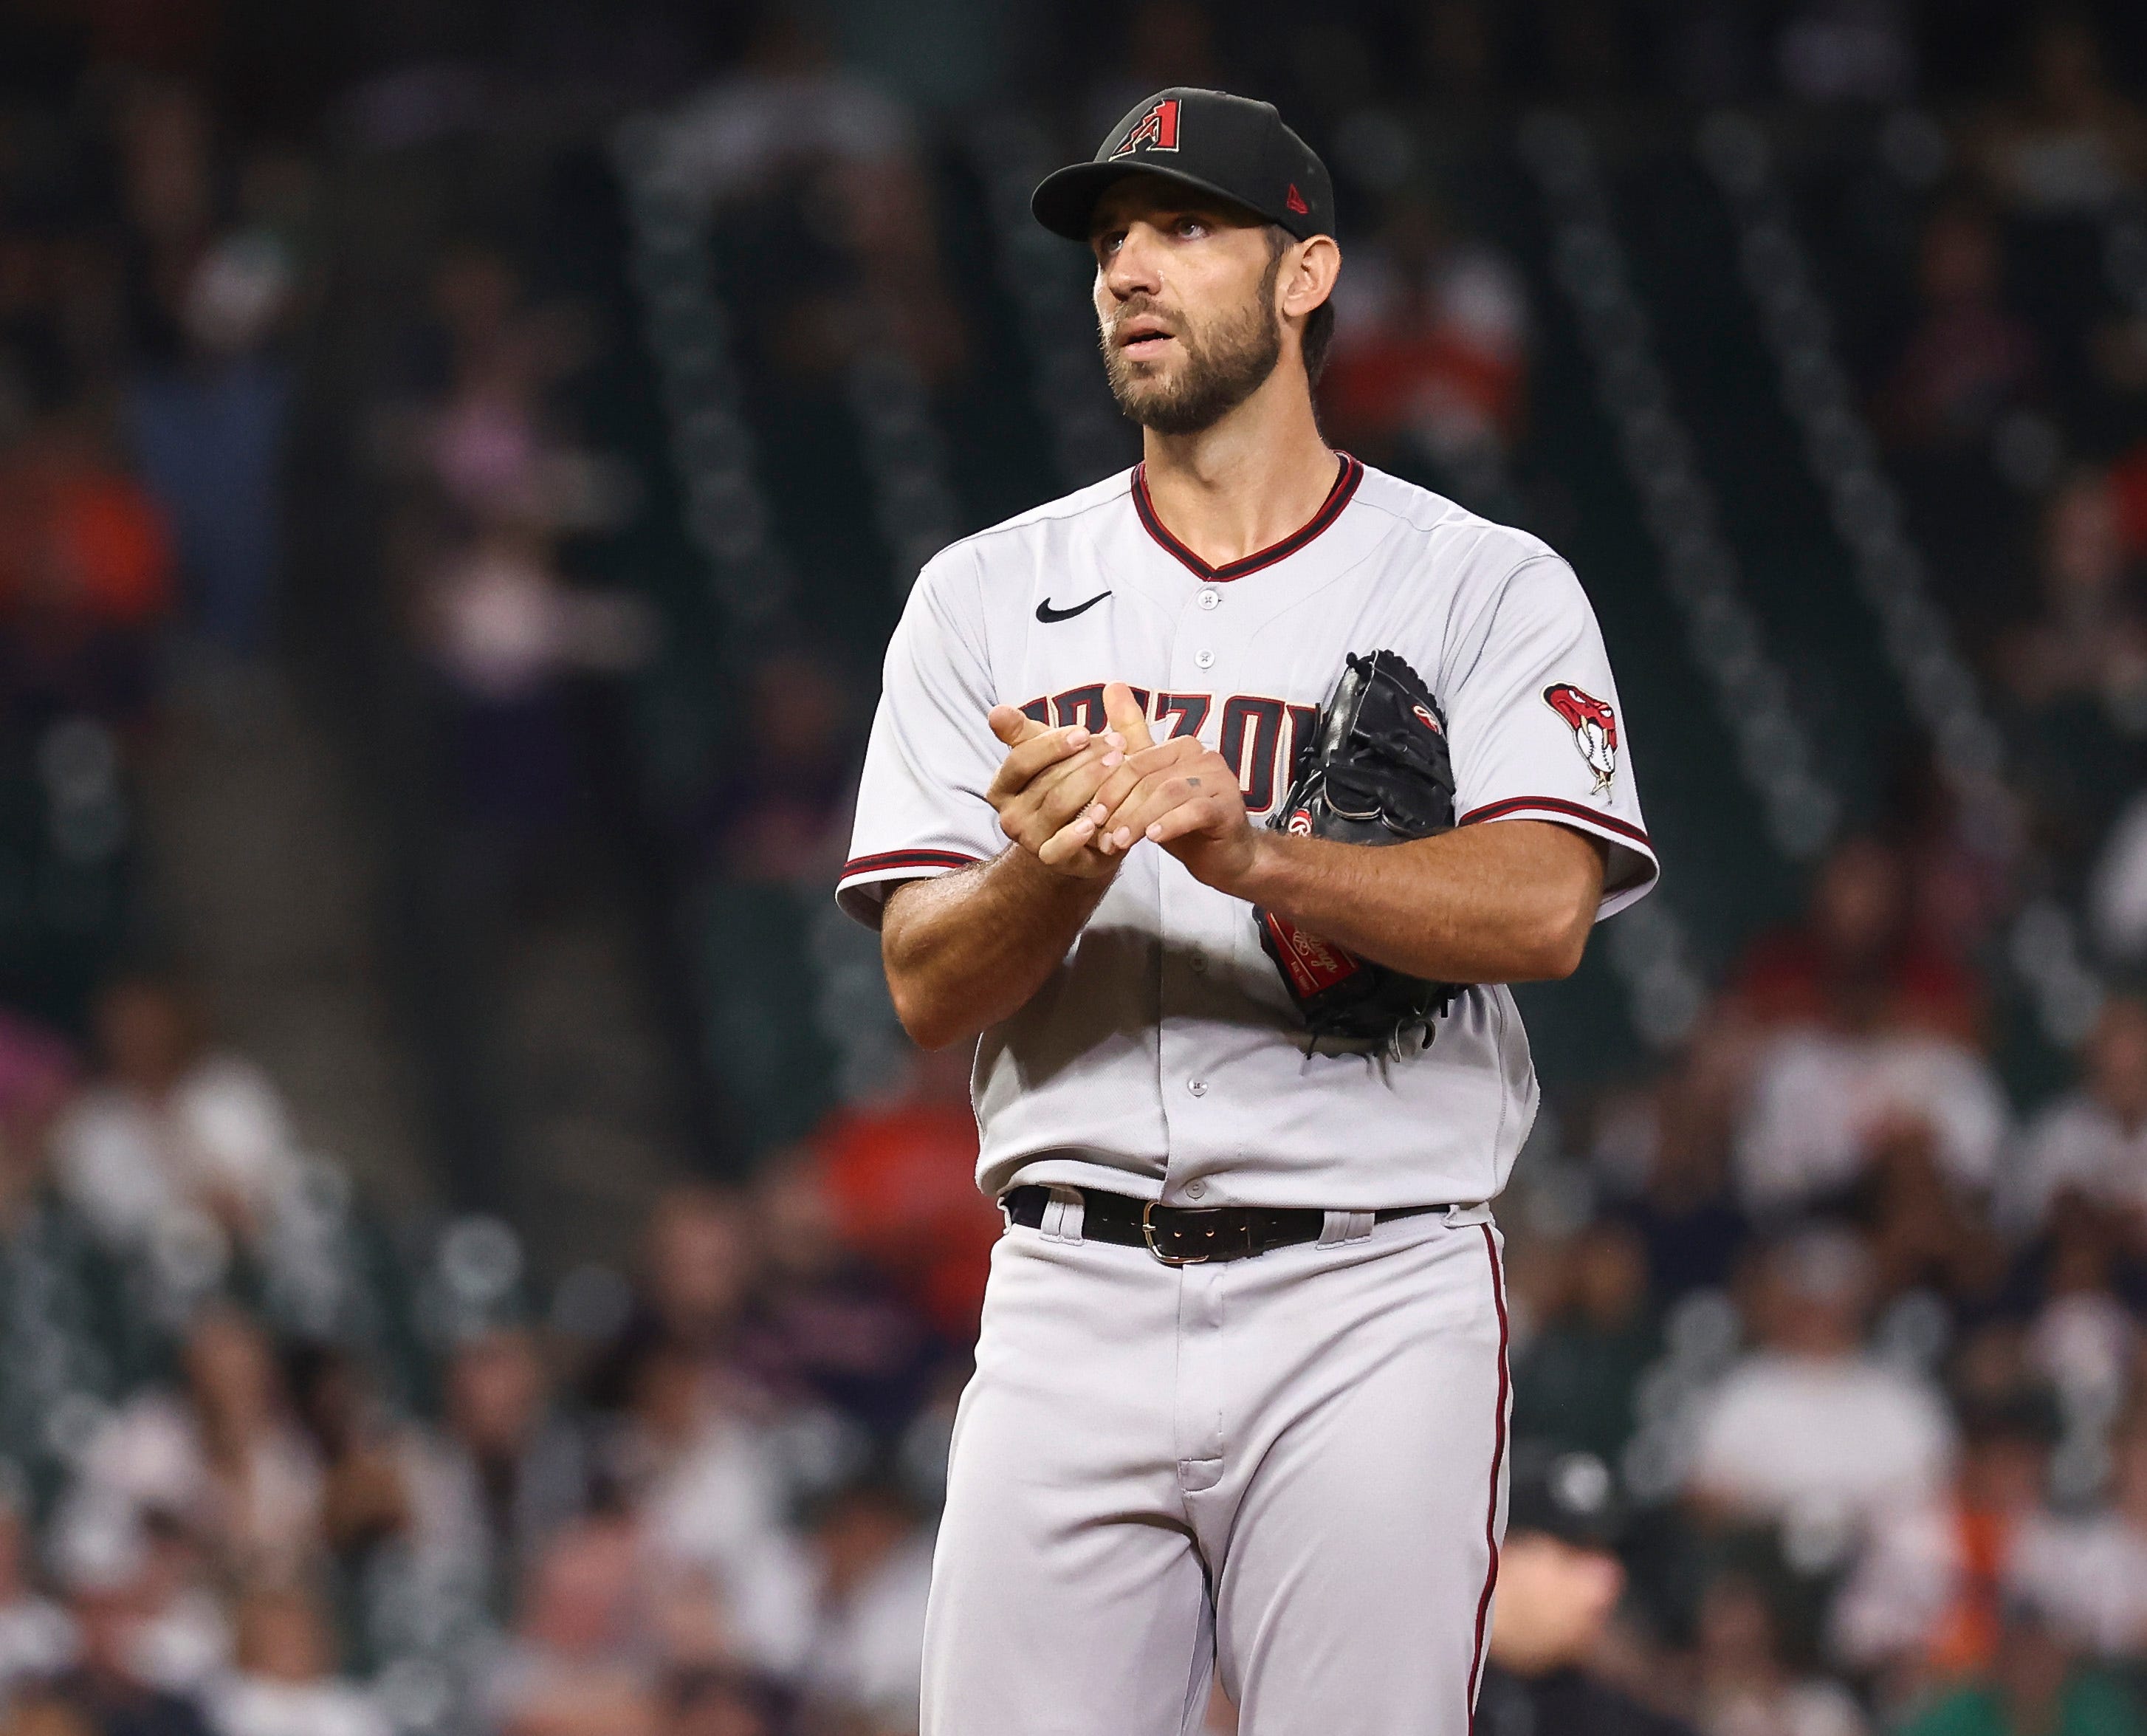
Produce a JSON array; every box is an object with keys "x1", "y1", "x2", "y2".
[{"x1": 1279, "y1": 236, "x2": 1341, "y2": 325}]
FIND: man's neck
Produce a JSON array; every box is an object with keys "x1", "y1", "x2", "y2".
[{"x1": 1138, "y1": 372, "x2": 1339, "y2": 570}]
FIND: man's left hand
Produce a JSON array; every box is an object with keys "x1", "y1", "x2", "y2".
[{"x1": 1093, "y1": 735, "x2": 1261, "y2": 893}]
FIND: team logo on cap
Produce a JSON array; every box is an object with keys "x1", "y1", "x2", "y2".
[
  {"x1": 1544, "y1": 683, "x2": 1618, "y2": 794},
  {"x1": 1113, "y1": 98, "x2": 1181, "y2": 157},
  {"x1": 1286, "y1": 182, "x2": 1309, "y2": 215}
]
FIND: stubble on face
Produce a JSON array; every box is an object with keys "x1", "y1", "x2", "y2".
[{"x1": 1100, "y1": 248, "x2": 1284, "y2": 436}]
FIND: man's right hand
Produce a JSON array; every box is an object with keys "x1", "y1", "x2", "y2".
[
  {"x1": 985, "y1": 708, "x2": 1127, "y2": 877},
  {"x1": 987, "y1": 684, "x2": 1158, "y2": 878},
  {"x1": 887, "y1": 684, "x2": 1157, "y2": 1049}
]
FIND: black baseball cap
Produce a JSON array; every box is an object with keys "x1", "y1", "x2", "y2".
[
  {"x1": 1505, "y1": 1444, "x2": 1625, "y2": 1549},
  {"x1": 1031, "y1": 87, "x2": 1335, "y2": 245}
]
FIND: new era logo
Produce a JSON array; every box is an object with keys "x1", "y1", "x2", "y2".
[
  {"x1": 1285, "y1": 182, "x2": 1308, "y2": 215},
  {"x1": 1112, "y1": 97, "x2": 1181, "y2": 157}
]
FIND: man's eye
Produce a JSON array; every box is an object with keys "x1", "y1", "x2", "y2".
[{"x1": 1175, "y1": 218, "x2": 1206, "y2": 238}]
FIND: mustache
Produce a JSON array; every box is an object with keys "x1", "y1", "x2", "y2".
[{"x1": 1106, "y1": 299, "x2": 1182, "y2": 344}]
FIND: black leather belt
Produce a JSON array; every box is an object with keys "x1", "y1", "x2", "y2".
[{"x1": 1003, "y1": 1184, "x2": 1450, "y2": 1266}]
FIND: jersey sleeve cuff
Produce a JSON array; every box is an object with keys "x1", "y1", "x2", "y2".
[
  {"x1": 835, "y1": 848, "x2": 987, "y2": 927},
  {"x1": 1457, "y1": 797, "x2": 1660, "y2": 920}
]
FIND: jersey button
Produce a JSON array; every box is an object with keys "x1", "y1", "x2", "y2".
[
  {"x1": 1186, "y1": 1179, "x2": 1208, "y2": 1199},
  {"x1": 1194, "y1": 649, "x2": 1215, "y2": 670},
  {"x1": 1190, "y1": 950, "x2": 1209, "y2": 973},
  {"x1": 1187, "y1": 1077, "x2": 1208, "y2": 1097},
  {"x1": 1198, "y1": 588, "x2": 1220, "y2": 611}
]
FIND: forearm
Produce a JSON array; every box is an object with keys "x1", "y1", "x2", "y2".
[
  {"x1": 880, "y1": 847, "x2": 1113, "y2": 1049},
  {"x1": 1232, "y1": 819, "x2": 1606, "y2": 983}
]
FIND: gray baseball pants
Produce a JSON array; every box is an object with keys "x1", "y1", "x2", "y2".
[{"x1": 920, "y1": 1195, "x2": 1511, "y2": 1735}]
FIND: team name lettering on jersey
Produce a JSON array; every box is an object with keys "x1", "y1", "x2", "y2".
[{"x1": 1018, "y1": 687, "x2": 1318, "y2": 816}]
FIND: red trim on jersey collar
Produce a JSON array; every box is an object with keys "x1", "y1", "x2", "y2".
[{"x1": 1131, "y1": 453, "x2": 1364, "y2": 582}]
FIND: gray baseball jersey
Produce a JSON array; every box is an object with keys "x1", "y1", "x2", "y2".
[{"x1": 837, "y1": 456, "x2": 1658, "y2": 1210}]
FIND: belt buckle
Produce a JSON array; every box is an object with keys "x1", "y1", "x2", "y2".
[{"x1": 1141, "y1": 1201, "x2": 1211, "y2": 1266}]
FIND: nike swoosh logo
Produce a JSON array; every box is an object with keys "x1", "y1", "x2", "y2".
[{"x1": 1036, "y1": 590, "x2": 1112, "y2": 623}]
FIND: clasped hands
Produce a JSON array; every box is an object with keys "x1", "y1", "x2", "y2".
[{"x1": 984, "y1": 681, "x2": 1260, "y2": 891}]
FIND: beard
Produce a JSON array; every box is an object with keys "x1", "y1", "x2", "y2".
[{"x1": 1100, "y1": 258, "x2": 1283, "y2": 436}]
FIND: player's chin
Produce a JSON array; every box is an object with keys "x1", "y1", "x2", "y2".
[
  {"x1": 1112, "y1": 371, "x2": 1182, "y2": 419},
  {"x1": 1116, "y1": 355, "x2": 1177, "y2": 388}
]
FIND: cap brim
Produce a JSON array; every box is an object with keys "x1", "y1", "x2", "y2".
[{"x1": 1030, "y1": 159, "x2": 1281, "y2": 241}]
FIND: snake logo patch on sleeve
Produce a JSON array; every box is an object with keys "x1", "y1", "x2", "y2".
[{"x1": 1543, "y1": 683, "x2": 1618, "y2": 795}]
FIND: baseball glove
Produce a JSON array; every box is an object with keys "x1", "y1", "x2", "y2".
[{"x1": 1254, "y1": 650, "x2": 1461, "y2": 1054}]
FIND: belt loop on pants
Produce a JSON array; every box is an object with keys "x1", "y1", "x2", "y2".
[
  {"x1": 1316, "y1": 1210, "x2": 1375, "y2": 1247},
  {"x1": 1039, "y1": 1185, "x2": 1087, "y2": 1243},
  {"x1": 1440, "y1": 1201, "x2": 1493, "y2": 1229}
]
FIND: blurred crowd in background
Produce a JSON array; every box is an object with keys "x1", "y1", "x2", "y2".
[{"x1": 6, "y1": 1, "x2": 2147, "y2": 1735}]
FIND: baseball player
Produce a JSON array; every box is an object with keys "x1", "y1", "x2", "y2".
[{"x1": 835, "y1": 88, "x2": 1658, "y2": 1735}]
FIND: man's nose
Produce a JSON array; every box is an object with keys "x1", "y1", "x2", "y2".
[{"x1": 1102, "y1": 224, "x2": 1164, "y2": 299}]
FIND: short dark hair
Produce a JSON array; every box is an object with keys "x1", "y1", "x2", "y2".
[{"x1": 1267, "y1": 225, "x2": 1336, "y2": 385}]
